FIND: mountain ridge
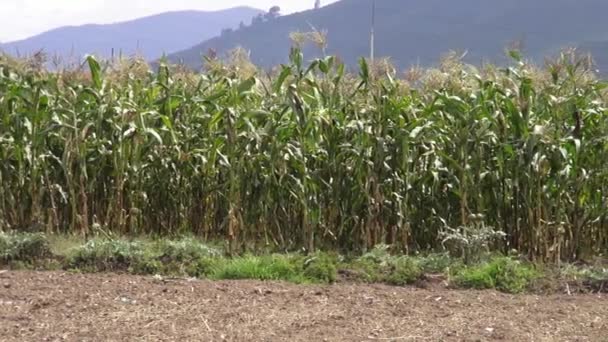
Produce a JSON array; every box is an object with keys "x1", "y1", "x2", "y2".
[
  {"x1": 0, "y1": 7, "x2": 263, "y2": 62},
  {"x1": 166, "y1": 0, "x2": 608, "y2": 73}
]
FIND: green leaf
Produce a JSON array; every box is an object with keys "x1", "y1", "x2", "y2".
[
  {"x1": 86, "y1": 55, "x2": 102, "y2": 90},
  {"x1": 318, "y1": 59, "x2": 329, "y2": 74},
  {"x1": 144, "y1": 128, "x2": 163, "y2": 144},
  {"x1": 508, "y1": 49, "x2": 522, "y2": 62},
  {"x1": 274, "y1": 66, "x2": 292, "y2": 93},
  {"x1": 238, "y1": 77, "x2": 257, "y2": 96},
  {"x1": 358, "y1": 58, "x2": 369, "y2": 84}
]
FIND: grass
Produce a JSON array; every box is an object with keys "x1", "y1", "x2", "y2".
[
  {"x1": 46, "y1": 234, "x2": 86, "y2": 258},
  {"x1": 348, "y1": 246, "x2": 456, "y2": 285},
  {"x1": 0, "y1": 233, "x2": 605, "y2": 294},
  {"x1": 210, "y1": 255, "x2": 307, "y2": 283},
  {"x1": 60, "y1": 235, "x2": 337, "y2": 283},
  {"x1": 452, "y1": 257, "x2": 539, "y2": 293}
]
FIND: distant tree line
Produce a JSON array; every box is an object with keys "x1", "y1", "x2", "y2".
[{"x1": 221, "y1": 6, "x2": 281, "y2": 37}]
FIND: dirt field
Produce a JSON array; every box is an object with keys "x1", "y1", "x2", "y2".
[{"x1": 0, "y1": 271, "x2": 606, "y2": 341}]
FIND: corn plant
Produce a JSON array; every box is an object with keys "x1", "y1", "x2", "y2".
[{"x1": 0, "y1": 49, "x2": 606, "y2": 261}]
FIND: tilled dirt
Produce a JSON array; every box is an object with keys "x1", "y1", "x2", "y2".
[{"x1": 0, "y1": 271, "x2": 606, "y2": 341}]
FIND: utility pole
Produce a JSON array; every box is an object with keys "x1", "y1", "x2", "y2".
[{"x1": 370, "y1": 0, "x2": 376, "y2": 62}]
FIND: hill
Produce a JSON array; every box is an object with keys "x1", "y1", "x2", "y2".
[
  {"x1": 167, "y1": 0, "x2": 608, "y2": 71},
  {"x1": 0, "y1": 7, "x2": 262, "y2": 62}
]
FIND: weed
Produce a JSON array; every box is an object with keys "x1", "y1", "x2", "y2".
[
  {"x1": 439, "y1": 220, "x2": 506, "y2": 264},
  {"x1": 155, "y1": 237, "x2": 221, "y2": 263},
  {"x1": 184, "y1": 257, "x2": 219, "y2": 278},
  {"x1": 66, "y1": 239, "x2": 148, "y2": 272},
  {"x1": 453, "y1": 257, "x2": 538, "y2": 293},
  {"x1": 0, "y1": 232, "x2": 52, "y2": 265},
  {"x1": 351, "y1": 247, "x2": 425, "y2": 285},
  {"x1": 348, "y1": 258, "x2": 384, "y2": 283},
  {"x1": 386, "y1": 257, "x2": 423, "y2": 286},
  {"x1": 211, "y1": 255, "x2": 305, "y2": 283},
  {"x1": 359, "y1": 245, "x2": 393, "y2": 265},
  {"x1": 417, "y1": 253, "x2": 458, "y2": 273},
  {"x1": 453, "y1": 265, "x2": 496, "y2": 289},
  {"x1": 303, "y1": 253, "x2": 338, "y2": 283}
]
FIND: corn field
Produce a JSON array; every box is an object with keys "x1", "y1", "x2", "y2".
[{"x1": 0, "y1": 49, "x2": 607, "y2": 260}]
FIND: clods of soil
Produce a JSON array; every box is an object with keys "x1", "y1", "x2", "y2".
[{"x1": 0, "y1": 271, "x2": 606, "y2": 341}]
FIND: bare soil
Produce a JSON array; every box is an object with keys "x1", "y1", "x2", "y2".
[{"x1": 0, "y1": 271, "x2": 606, "y2": 341}]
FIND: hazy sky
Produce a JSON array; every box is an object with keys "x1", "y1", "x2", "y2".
[{"x1": 0, "y1": 0, "x2": 339, "y2": 42}]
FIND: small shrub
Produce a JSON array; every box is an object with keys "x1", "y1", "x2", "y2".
[
  {"x1": 557, "y1": 264, "x2": 608, "y2": 293},
  {"x1": 359, "y1": 244, "x2": 393, "y2": 265},
  {"x1": 348, "y1": 258, "x2": 384, "y2": 282},
  {"x1": 386, "y1": 257, "x2": 423, "y2": 286},
  {"x1": 303, "y1": 253, "x2": 338, "y2": 283},
  {"x1": 0, "y1": 232, "x2": 52, "y2": 265},
  {"x1": 346, "y1": 245, "x2": 395, "y2": 283},
  {"x1": 417, "y1": 253, "x2": 456, "y2": 273},
  {"x1": 494, "y1": 258, "x2": 539, "y2": 293},
  {"x1": 560, "y1": 264, "x2": 608, "y2": 282},
  {"x1": 130, "y1": 258, "x2": 162, "y2": 275},
  {"x1": 351, "y1": 248, "x2": 427, "y2": 285},
  {"x1": 185, "y1": 257, "x2": 219, "y2": 277},
  {"x1": 155, "y1": 238, "x2": 221, "y2": 263},
  {"x1": 66, "y1": 239, "x2": 147, "y2": 272},
  {"x1": 439, "y1": 219, "x2": 506, "y2": 264}
]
